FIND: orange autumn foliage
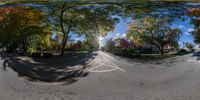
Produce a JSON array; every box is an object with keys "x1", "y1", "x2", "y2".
[
  {"x1": 0, "y1": 6, "x2": 43, "y2": 25},
  {"x1": 187, "y1": 8, "x2": 200, "y2": 17},
  {"x1": 187, "y1": 8, "x2": 200, "y2": 43}
]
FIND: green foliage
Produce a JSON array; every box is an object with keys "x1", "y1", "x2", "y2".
[
  {"x1": 187, "y1": 8, "x2": 200, "y2": 45},
  {"x1": 177, "y1": 49, "x2": 189, "y2": 55},
  {"x1": 127, "y1": 17, "x2": 182, "y2": 55},
  {"x1": 48, "y1": 3, "x2": 120, "y2": 55},
  {"x1": 104, "y1": 38, "x2": 115, "y2": 52},
  {"x1": 85, "y1": 37, "x2": 99, "y2": 51},
  {"x1": 31, "y1": 52, "x2": 41, "y2": 57},
  {"x1": 0, "y1": 6, "x2": 47, "y2": 54},
  {"x1": 185, "y1": 42, "x2": 195, "y2": 51},
  {"x1": 121, "y1": 48, "x2": 135, "y2": 56},
  {"x1": 0, "y1": 1, "x2": 195, "y2": 57}
]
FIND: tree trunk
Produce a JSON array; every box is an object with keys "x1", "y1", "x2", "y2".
[
  {"x1": 60, "y1": 5, "x2": 66, "y2": 56},
  {"x1": 160, "y1": 45, "x2": 164, "y2": 55},
  {"x1": 153, "y1": 43, "x2": 163, "y2": 55},
  {"x1": 160, "y1": 47, "x2": 164, "y2": 55},
  {"x1": 60, "y1": 5, "x2": 72, "y2": 56},
  {"x1": 21, "y1": 33, "x2": 27, "y2": 55}
]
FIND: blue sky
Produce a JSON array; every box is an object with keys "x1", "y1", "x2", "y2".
[
  {"x1": 105, "y1": 18, "x2": 131, "y2": 39},
  {"x1": 171, "y1": 17, "x2": 196, "y2": 48}
]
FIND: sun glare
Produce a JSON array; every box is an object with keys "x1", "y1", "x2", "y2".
[
  {"x1": 98, "y1": 36, "x2": 104, "y2": 48},
  {"x1": 98, "y1": 36, "x2": 103, "y2": 41}
]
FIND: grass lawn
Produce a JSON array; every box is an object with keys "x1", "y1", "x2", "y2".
[
  {"x1": 45, "y1": 50, "x2": 89, "y2": 56},
  {"x1": 136, "y1": 53, "x2": 177, "y2": 60},
  {"x1": 111, "y1": 51, "x2": 179, "y2": 61}
]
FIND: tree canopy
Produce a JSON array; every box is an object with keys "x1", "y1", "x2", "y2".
[
  {"x1": 0, "y1": 1, "x2": 199, "y2": 56},
  {"x1": 0, "y1": 6, "x2": 48, "y2": 54},
  {"x1": 185, "y1": 42, "x2": 195, "y2": 51},
  {"x1": 187, "y1": 8, "x2": 200, "y2": 44},
  {"x1": 127, "y1": 17, "x2": 182, "y2": 55}
]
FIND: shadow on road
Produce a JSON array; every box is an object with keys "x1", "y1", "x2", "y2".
[
  {"x1": 191, "y1": 51, "x2": 200, "y2": 57},
  {"x1": 3, "y1": 52, "x2": 98, "y2": 85},
  {"x1": 106, "y1": 52, "x2": 186, "y2": 67},
  {"x1": 191, "y1": 51, "x2": 200, "y2": 60}
]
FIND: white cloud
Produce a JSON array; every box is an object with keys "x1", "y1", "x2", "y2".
[
  {"x1": 178, "y1": 42, "x2": 182, "y2": 45},
  {"x1": 187, "y1": 28, "x2": 194, "y2": 32},
  {"x1": 195, "y1": 45, "x2": 199, "y2": 49},
  {"x1": 112, "y1": 36, "x2": 117, "y2": 40},
  {"x1": 122, "y1": 33, "x2": 126, "y2": 37},
  {"x1": 98, "y1": 36, "x2": 103, "y2": 41},
  {"x1": 113, "y1": 33, "x2": 127, "y2": 38},
  {"x1": 116, "y1": 33, "x2": 120, "y2": 36},
  {"x1": 74, "y1": 38, "x2": 80, "y2": 41},
  {"x1": 112, "y1": 33, "x2": 121, "y2": 39},
  {"x1": 184, "y1": 28, "x2": 194, "y2": 35},
  {"x1": 184, "y1": 32, "x2": 190, "y2": 35},
  {"x1": 178, "y1": 25, "x2": 186, "y2": 29}
]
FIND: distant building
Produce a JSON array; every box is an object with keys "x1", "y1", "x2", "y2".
[{"x1": 139, "y1": 44, "x2": 171, "y2": 54}]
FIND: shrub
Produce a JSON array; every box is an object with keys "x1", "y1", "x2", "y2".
[
  {"x1": 191, "y1": 49, "x2": 195, "y2": 52},
  {"x1": 27, "y1": 47, "x2": 36, "y2": 56},
  {"x1": 121, "y1": 48, "x2": 135, "y2": 56},
  {"x1": 121, "y1": 48, "x2": 129, "y2": 55},
  {"x1": 139, "y1": 47, "x2": 153, "y2": 54},
  {"x1": 177, "y1": 49, "x2": 188, "y2": 55},
  {"x1": 132, "y1": 52, "x2": 141, "y2": 57},
  {"x1": 43, "y1": 53, "x2": 53, "y2": 58},
  {"x1": 66, "y1": 48, "x2": 75, "y2": 51},
  {"x1": 104, "y1": 38, "x2": 115, "y2": 52},
  {"x1": 32, "y1": 52, "x2": 41, "y2": 57},
  {"x1": 185, "y1": 42, "x2": 195, "y2": 51},
  {"x1": 113, "y1": 46, "x2": 121, "y2": 54},
  {"x1": 129, "y1": 49, "x2": 135, "y2": 54}
]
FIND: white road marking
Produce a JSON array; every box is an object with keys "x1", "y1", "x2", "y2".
[
  {"x1": 187, "y1": 58, "x2": 200, "y2": 64},
  {"x1": 88, "y1": 51, "x2": 126, "y2": 73},
  {"x1": 99, "y1": 51, "x2": 126, "y2": 72},
  {"x1": 109, "y1": 60, "x2": 126, "y2": 72},
  {"x1": 188, "y1": 58, "x2": 197, "y2": 62}
]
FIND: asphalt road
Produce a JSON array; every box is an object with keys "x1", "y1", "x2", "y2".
[{"x1": 1, "y1": 51, "x2": 200, "y2": 100}]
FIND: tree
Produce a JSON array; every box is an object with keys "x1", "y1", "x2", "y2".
[
  {"x1": 126, "y1": 22, "x2": 144, "y2": 50},
  {"x1": 85, "y1": 36, "x2": 99, "y2": 51},
  {"x1": 104, "y1": 38, "x2": 115, "y2": 52},
  {"x1": 185, "y1": 42, "x2": 195, "y2": 51},
  {"x1": 0, "y1": 1, "x2": 191, "y2": 55},
  {"x1": 119, "y1": 38, "x2": 129, "y2": 49},
  {"x1": 127, "y1": 17, "x2": 182, "y2": 55},
  {"x1": 48, "y1": 2, "x2": 119, "y2": 56},
  {"x1": 187, "y1": 8, "x2": 200, "y2": 44},
  {"x1": 51, "y1": 35, "x2": 61, "y2": 50},
  {"x1": 171, "y1": 41, "x2": 179, "y2": 51},
  {"x1": 77, "y1": 41, "x2": 82, "y2": 49},
  {"x1": 0, "y1": 6, "x2": 46, "y2": 54}
]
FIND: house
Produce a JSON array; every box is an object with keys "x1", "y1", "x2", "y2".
[{"x1": 139, "y1": 44, "x2": 171, "y2": 54}]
